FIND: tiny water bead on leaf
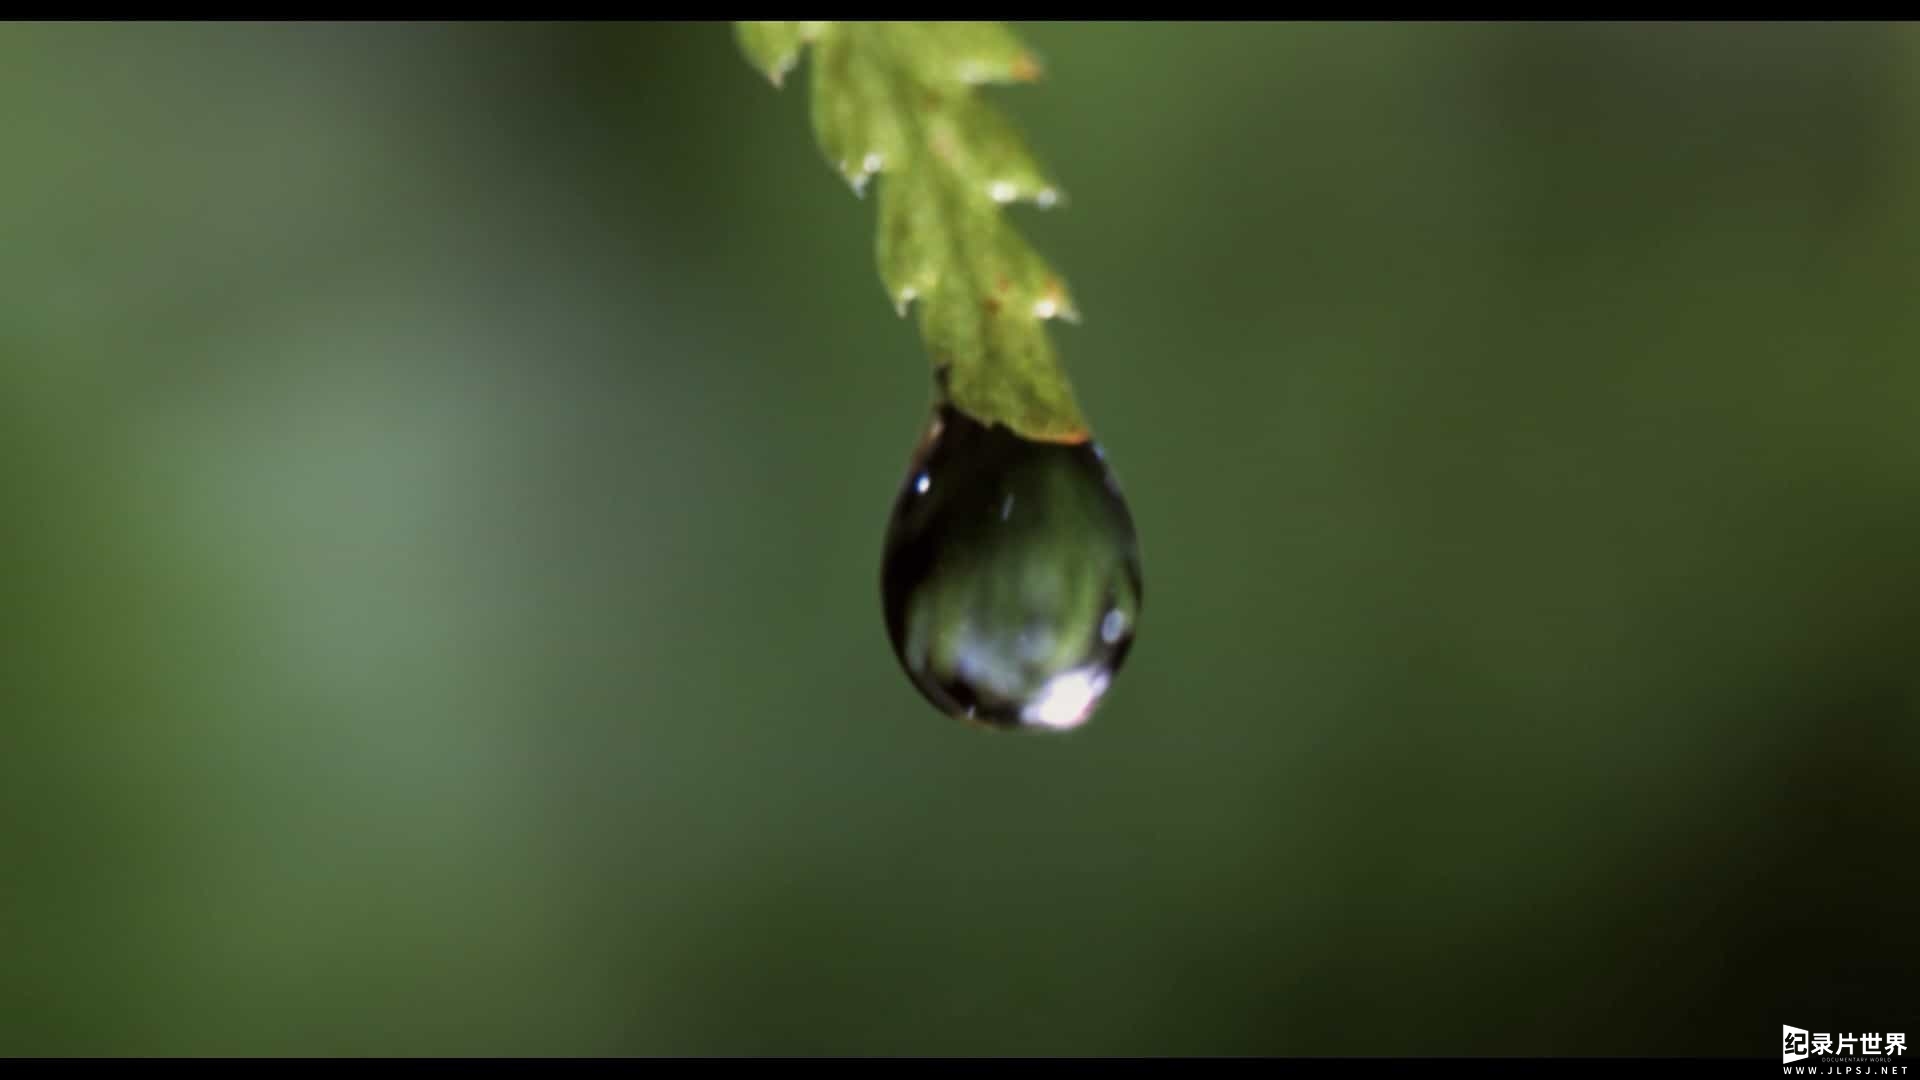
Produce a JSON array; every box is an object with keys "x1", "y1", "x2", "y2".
[{"x1": 881, "y1": 405, "x2": 1143, "y2": 732}]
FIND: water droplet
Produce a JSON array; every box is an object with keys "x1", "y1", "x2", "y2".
[{"x1": 880, "y1": 405, "x2": 1143, "y2": 732}]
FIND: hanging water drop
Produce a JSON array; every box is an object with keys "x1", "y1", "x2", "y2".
[{"x1": 880, "y1": 404, "x2": 1143, "y2": 732}]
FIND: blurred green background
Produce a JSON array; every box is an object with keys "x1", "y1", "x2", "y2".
[{"x1": 4, "y1": 21, "x2": 1918, "y2": 1056}]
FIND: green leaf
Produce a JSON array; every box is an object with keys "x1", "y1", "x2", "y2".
[
  {"x1": 733, "y1": 21, "x2": 826, "y2": 88},
  {"x1": 733, "y1": 21, "x2": 1090, "y2": 444}
]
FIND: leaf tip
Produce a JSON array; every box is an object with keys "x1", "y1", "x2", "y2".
[
  {"x1": 1036, "y1": 281, "x2": 1079, "y2": 323},
  {"x1": 839, "y1": 152, "x2": 886, "y2": 196},
  {"x1": 986, "y1": 181, "x2": 1066, "y2": 208},
  {"x1": 955, "y1": 51, "x2": 1042, "y2": 88},
  {"x1": 736, "y1": 22, "x2": 801, "y2": 87}
]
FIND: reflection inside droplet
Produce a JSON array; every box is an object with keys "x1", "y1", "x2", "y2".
[
  {"x1": 880, "y1": 404, "x2": 1143, "y2": 732},
  {"x1": 1021, "y1": 665, "x2": 1111, "y2": 731}
]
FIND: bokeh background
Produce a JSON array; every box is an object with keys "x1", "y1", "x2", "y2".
[{"x1": 4, "y1": 21, "x2": 1918, "y2": 1056}]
